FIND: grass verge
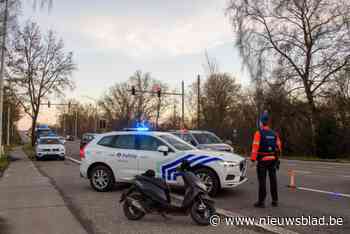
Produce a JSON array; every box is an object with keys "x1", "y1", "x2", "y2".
[
  {"x1": 0, "y1": 155, "x2": 9, "y2": 176},
  {"x1": 0, "y1": 146, "x2": 14, "y2": 176},
  {"x1": 23, "y1": 144, "x2": 36, "y2": 160}
]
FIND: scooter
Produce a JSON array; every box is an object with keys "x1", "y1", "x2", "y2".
[{"x1": 119, "y1": 160, "x2": 216, "y2": 225}]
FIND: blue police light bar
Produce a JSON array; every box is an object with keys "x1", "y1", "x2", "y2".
[
  {"x1": 123, "y1": 120, "x2": 152, "y2": 131},
  {"x1": 123, "y1": 127, "x2": 150, "y2": 131},
  {"x1": 136, "y1": 127, "x2": 149, "y2": 131}
]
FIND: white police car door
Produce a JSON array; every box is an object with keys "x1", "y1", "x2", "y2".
[
  {"x1": 136, "y1": 134, "x2": 173, "y2": 177},
  {"x1": 111, "y1": 134, "x2": 139, "y2": 181}
]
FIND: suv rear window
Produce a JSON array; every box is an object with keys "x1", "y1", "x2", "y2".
[
  {"x1": 136, "y1": 135, "x2": 165, "y2": 151},
  {"x1": 114, "y1": 135, "x2": 136, "y2": 150},
  {"x1": 97, "y1": 134, "x2": 137, "y2": 149}
]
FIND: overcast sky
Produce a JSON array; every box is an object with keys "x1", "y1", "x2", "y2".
[{"x1": 18, "y1": 0, "x2": 250, "y2": 129}]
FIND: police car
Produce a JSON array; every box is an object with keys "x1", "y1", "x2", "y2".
[{"x1": 79, "y1": 130, "x2": 247, "y2": 196}]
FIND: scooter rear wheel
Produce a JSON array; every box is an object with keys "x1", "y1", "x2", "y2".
[
  {"x1": 123, "y1": 193, "x2": 146, "y2": 220},
  {"x1": 190, "y1": 200, "x2": 216, "y2": 225}
]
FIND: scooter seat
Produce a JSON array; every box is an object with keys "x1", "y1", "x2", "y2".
[{"x1": 137, "y1": 175, "x2": 169, "y2": 191}]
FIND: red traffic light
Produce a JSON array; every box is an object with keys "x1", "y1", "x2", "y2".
[{"x1": 153, "y1": 84, "x2": 161, "y2": 97}]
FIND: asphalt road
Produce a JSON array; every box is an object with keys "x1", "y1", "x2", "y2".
[
  {"x1": 63, "y1": 141, "x2": 350, "y2": 234},
  {"x1": 34, "y1": 157, "x2": 261, "y2": 234}
]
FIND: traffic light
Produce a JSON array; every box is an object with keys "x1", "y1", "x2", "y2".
[
  {"x1": 157, "y1": 89, "x2": 161, "y2": 98},
  {"x1": 131, "y1": 86, "x2": 136, "y2": 95},
  {"x1": 48, "y1": 101, "x2": 51, "y2": 108},
  {"x1": 68, "y1": 102, "x2": 71, "y2": 111}
]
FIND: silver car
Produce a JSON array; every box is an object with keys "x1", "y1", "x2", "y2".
[{"x1": 171, "y1": 130, "x2": 234, "y2": 153}]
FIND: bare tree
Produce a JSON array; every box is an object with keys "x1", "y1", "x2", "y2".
[
  {"x1": 99, "y1": 82, "x2": 135, "y2": 130},
  {"x1": 32, "y1": 0, "x2": 53, "y2": 11},
  {"x1": 203, "y1": 50, "x2": 219, "y2": 76},
  {"x1": 99, "y1": 71, "x2": 169, "y2": 130},
  {"x1": 201, "y1": 73, "x2": 241, "y2": 136},
  {"x1": 129, "y1": 70, "x2": 168, "y2": 121},
  {"x1": 227, "y1": 0, "x2": 350, "y2": 154},
  {"x1": 7, "y1": 21, "x2": 76, "y2": 145}
]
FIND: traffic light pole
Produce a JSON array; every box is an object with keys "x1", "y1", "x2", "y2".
[
  {"x1": 6, "y1": 104, "x2": 10, "y2": 146},
  {"x1": 156, "y1": 95, "x2": 161, "y2": 129},
  {"x1": 197, "y1": 75, "x2": 200, "y2": 129},
  {"x1": 75, "y1": 110, "x2": 78, "y2": 139},
  {"x1": 44, "y1": 102, "x2": 78, "y2": 138},
  {"x1": 181, "y1": 81, "x2": 185, "y2": 129},
  {"x1": 130, "y1": 80, "x2": 185, "y2": 129}
]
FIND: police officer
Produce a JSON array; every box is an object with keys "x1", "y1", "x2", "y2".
[{"x1": 251, "y1": 111, "x2": 282, "y2": 208}]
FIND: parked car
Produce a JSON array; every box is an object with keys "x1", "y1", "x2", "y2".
[
  {"x1": 35, "y1": 136, "x2": 65, "y2": 160},
  {"x1": 80, "y1": 133, "x2": 98, "y2": 149},
  {"x1": 58, "y1": 136, "x2": 66, "y2": 144},
  {"x1": 170, "y1": 130, "x2": 234, "y2": 153},
  {"x1": 80, "y1": 130, "x2": 247, "y2": 196},
  {"x1": 66, "y1": 135, "x2": 75, "y2": 141}
]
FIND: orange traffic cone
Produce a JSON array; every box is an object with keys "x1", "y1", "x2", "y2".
[{"x1": 288, "y1": 169, "x2": 296, "y2": 189}]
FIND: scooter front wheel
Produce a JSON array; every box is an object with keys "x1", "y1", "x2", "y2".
[
  {"x1": 190, "y1": 200, "x2": 216, "y2": 225},
  {"x1": 122, "y1": 193, "x2": 146, "y2": 220}
]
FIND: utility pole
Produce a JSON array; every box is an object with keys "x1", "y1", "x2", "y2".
[
  {"x1": 6, "y1": 104, "x2": 9, "y2": 146},
  {"x1": 197, "y1": 74, "x2": 200, "y2": 129},
  {"x1": 94, "y1": 106, "x2": 97, "y2": 133},
  {"x1": 181, "y1": 81, "x2": 185, "y2": 129},
  {"x1": 173, "y1": 102, "x2": 177, "y2": 128},
  {"x1": 75, "y1": 109, "x2": 78, "y2": 139},
  {"x1": 0, "y1": 0, "x2": 9, "y2": 155},
  {"x1": 63, "y1": 108, "x2": 66, "y2": 136},
  {"x1": 154, "y1": 85, "x2": 161, "y2": 129}
]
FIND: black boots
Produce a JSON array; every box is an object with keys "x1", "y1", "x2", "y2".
[
  {"x1": 254, "y1": 201, "x2": 278, "y2": 208},
  {"x1": 254, "y1": 201, "x2": 265, "y2": 208},
  {"x1": 271, "y1": 201, "x2": 278, "y2": 207}
]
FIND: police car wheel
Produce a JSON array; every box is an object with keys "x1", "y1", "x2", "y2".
[
  {"x1": 90, "y1": 165, "x2": 115, "y2": 192},
  {"x1": 194, "y1": 168, "x2": 220, "y2": 197}
]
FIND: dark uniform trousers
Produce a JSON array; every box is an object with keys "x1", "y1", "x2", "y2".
[{"x1": 257, "y1": 160, "x2": 278, "y2": 203}]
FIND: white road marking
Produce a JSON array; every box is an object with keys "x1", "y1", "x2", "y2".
[
  {"x1": 67, "y1": 156, "x2": 81, "y2": 164},
  {"x1": 297, "y1": 187, "x2": 350, "y2": 198},
  {"x1": 172, "y1": 195, "x2": 299, "y2": 233},
  {"x1": 293, "y1": 170, "x2": 311, "y2": 174},
  {"x1": 281, "y1": 159, "x2": 350, "y2": 166},
  {"x1": 314, "y1": 166, "x2": 334, "y2": 170}
]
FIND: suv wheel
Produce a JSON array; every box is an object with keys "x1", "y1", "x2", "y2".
[
  {"x1": 90, "y1": 165, "x2": 115, "y2": 192},
  {"x1": 194, "y1": 168, "x2": 220, "y2": 197}
]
